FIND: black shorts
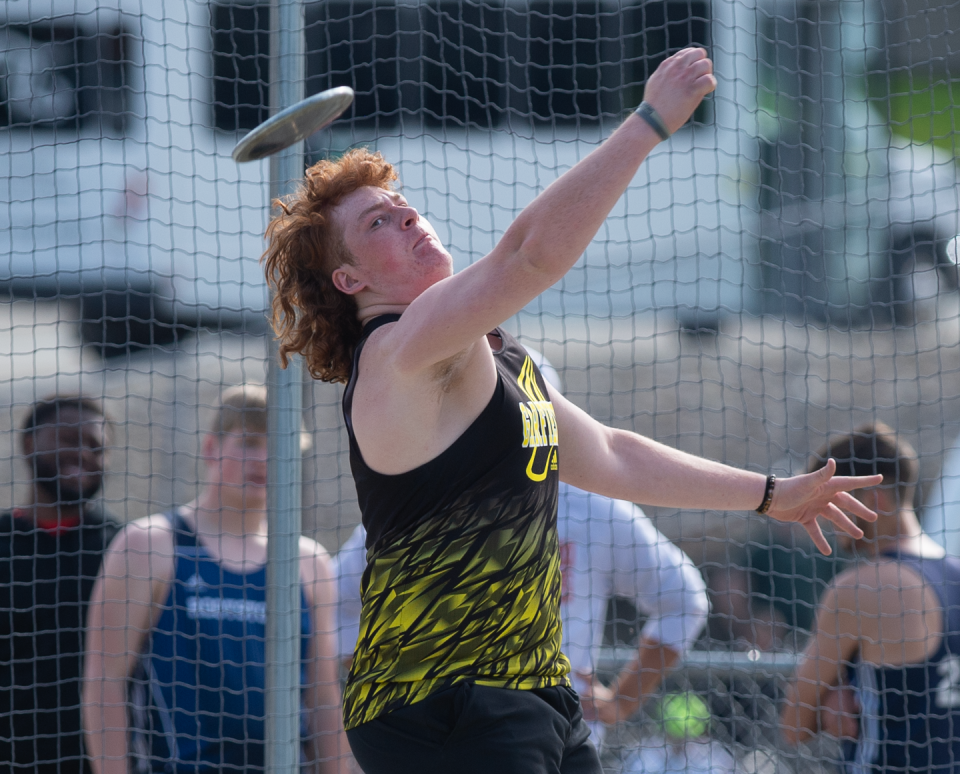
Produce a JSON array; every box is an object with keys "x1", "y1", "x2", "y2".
[{"x1": 346, "y1": 682, "x2": 602, "y2": 774}]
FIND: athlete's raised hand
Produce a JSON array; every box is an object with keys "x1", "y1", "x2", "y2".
[
  {"x1": 642, "y1": 47, "x2": 717, "y2": 134},
  {"x1": 766, "y1": 459, "x2": 883, "y2": 555}
]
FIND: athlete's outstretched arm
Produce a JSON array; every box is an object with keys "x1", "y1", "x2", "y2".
[
  {"x1": 781, "y1": 575, "x2": 860, "y2": 744},
  {"x1": 84, "y1": 519, "x2": 173, "y2": 774},
  {"x1": 550, "y1": 389, "x2": 882, "y2": 554},
  {"x1": 384, "y1": 48, "x2": 716, "y2": 372}
]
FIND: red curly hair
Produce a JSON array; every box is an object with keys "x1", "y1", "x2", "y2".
[{"x1": 262, "y1": 149, "x2": 398, "y2": 383}]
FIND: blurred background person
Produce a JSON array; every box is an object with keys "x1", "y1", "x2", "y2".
[
  {"x1": 84, "y1": 386, "x2": 348, "y2": 774},
  {"x1": 923, "y1": 429, "x2": 960, "y2": 556},
  {"x1": 708, "y1": 521, "x2": 850, "y2": 653},
  {"x1": 781, "y1": 423, "x2": 960, "y2": 774},
  {"x1": 620, "y1": 692, "x2": 738, "y2": 774},
  {"x1": 0, "y1": 395, "x2": 119, "y2": 774},
  {"x1": 333, "y1": 352, "x2": 710, "y2": 749}
]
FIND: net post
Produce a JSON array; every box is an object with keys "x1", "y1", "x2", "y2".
[{"x1": 265, "y1": 1, "x2": 305, "y2": 773}]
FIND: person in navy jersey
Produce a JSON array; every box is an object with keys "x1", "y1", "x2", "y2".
[
  {"x1": 782, "y1": 423, "x2": 960, "y2": 774},
  {"x1": 0, "y1": 395, "x2": 119, "y2": 774},
  {"x1": 83, "y1": 386, "x2": 349, "y2": 774}
]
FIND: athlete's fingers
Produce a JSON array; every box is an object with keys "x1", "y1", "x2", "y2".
[
  {"x1": 688, "y1": 58, "x2": 716, "y2": 96},
  {"x1": 688, "y1": 56, "x2": 714, "y2": 78},
  {"x1": 695, "y1": 74, "x2": 718, "y2": 97},
  {"x1": 831, "y1": 490, "x2": 878, "y2": 522},
  {"x1": 802, "y1": 518, "x2": 832, "y2": 556},
  {"x1": 820, "y1": 503, "x2": 863, "y2": 539},
  {"x1": 829, "y1": 473, "x2": 884, "y2": 496},
  {"x1": 672, "y1": 46, "x2": 708, "y2": 65},
  {"x1": 768, "y1": 461, "x2": 833, "y2": 513}
]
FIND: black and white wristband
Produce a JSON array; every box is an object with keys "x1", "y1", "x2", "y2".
[
  {"x1": 635, "y1": 101, "x2": 671, "y2": 141},
  {"x1": 756, "y1": 474, "x2": 776, "y2": 515}
]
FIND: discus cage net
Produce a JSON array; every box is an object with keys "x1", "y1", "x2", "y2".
[{"x1": 1, "y1": 0, "x2": 960, "y2": 772}]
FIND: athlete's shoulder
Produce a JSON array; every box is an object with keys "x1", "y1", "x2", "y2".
[
  {"x1": 96, "y1": 513, "x2": 177, "y2": 593},
  {"x1": 827, "y1": 559, "x2": 927, "y2": 618},
  {"x1": 111, "y1": 512, "x2": 176, "y2": 555},
  {"x1": 299, "y1": 533, "x2": 332, "y2": 559}
]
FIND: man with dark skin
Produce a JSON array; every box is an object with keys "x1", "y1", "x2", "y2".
[{"x1": 0, "y1": 395, "x2": 118, "y2": 774}]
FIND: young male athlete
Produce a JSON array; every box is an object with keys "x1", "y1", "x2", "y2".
[
  {"x1": 0, "y1": 395, "x2": 118, "y2": 774},
  {"x1": 332, "y1": 353, "x2": 710, "y2": 748},
  {"x1": 83, "y1": 386, "x2": 348, "y2": 774},
  {"x1": 263, "y1": 47, "x2": 881, "y2": 774},
  {"x1": 781, "y1": 423, "x2": 960, "y2": 773}
]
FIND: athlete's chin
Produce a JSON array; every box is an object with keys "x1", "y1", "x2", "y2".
[{"x1": 224, "y1": 481, "x2": 268, "y2": 506}]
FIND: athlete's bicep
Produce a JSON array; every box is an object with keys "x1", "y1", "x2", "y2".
[
  {"x1": 550, "y1": 387, "x2": 617, "y2": 492},
  {"x1": 790, "y1": 582, "x2": 861, "y2": 716},
  {"x1": 783, "y1": 596, "x2": 846, "y2": 742},
  {"x1": 86, "y1": 522, "x2": 171, "y2": 679}
]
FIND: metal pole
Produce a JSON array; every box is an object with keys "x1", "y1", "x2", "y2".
[
  {"x1": 265, "y1": 0, "x2": 304, "y2": 772},
  {"x1": 595, "y1": 647, "x2": 801, "y2": 680}
]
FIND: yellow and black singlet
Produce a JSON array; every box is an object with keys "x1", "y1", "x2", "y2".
[{"x1": 341, "y1": 314, "x2": 570, "y2": 730}]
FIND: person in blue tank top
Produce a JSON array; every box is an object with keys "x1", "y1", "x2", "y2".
[
  {"x1": 83, "y1": 386, "x2": 350, "y2": 774},
  {"x1": 782, "y1": 422, "x2": 960, "y2": 774}
]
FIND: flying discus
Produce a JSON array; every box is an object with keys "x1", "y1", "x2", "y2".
[{"x1": 232, "y1": 86, "x2": 354, "y2": 163}]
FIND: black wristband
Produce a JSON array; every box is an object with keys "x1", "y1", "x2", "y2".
[
  {"x1": 756, "y1": 474, "x2": 776, "y2": 515},
  {"x1": 635, "y1": 101, "x2": 671, "y2": 141}
]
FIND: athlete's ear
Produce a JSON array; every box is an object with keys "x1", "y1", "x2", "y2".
[{"x1": 332, "y1": 265, "x2": 368, "y2": 296}]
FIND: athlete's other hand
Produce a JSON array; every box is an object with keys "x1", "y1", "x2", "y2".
[
  {"x1": 766, "y1": 459, "x2": 882, "y2": 555},
  {"x1": 642, "y1": 47, "x2": 716, "y2": 134},
  {"x1": 820, "y1": 684, "x2": 860, "y2": 741}
]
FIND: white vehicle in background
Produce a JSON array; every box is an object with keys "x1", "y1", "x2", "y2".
[
  {"x1": 0, "y1": 0, "x2": 956, "y2": 354},
  {"x1": 0, "y1": 0, "x2": 270, "y2": 354},
  {"x1": 0, "y1": 0, "x2": 765, "y2": 354},
  {"x1": 755, "y1": 0, "x2": 960, "y2": 326}
]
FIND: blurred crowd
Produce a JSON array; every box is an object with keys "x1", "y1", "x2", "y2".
[{"x1": 2, "y1": 383, "x2": 959, "y2": 774}]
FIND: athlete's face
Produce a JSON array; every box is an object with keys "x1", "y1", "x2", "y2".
[
  {"x1": 330, "y1": 186, "x2": 453, "y2": 306},
  {"x1": 209, "y1": 431, "x2": 268, "y2": 505},
  {"x1": 23, "y1": 406, "x2": 108, "y2": 505}
]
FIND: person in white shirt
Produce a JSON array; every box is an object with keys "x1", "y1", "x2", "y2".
[
  {"x1": 923, "y1": 434, "x2": 960, "y2": 556},
  {"x1": 332, "y1": 352, "x2": 709, "y2": 747},
  {"x1": 622, "y1": 692, "x2": 738, "y2": 774}
]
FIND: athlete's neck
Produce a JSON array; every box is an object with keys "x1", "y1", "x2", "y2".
[
  {"x1": 19, "y1": 488, "x2": 85, "y2": 524},
  {"x1": 357, "y1": 302, "x2": 409, "y2": 325},
  {"x1": 866, "y1": 508, "x2": 944, "y2": 559},
  {"x1": 192, "y1": 488, "x2": 267, "y2": 539}
]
